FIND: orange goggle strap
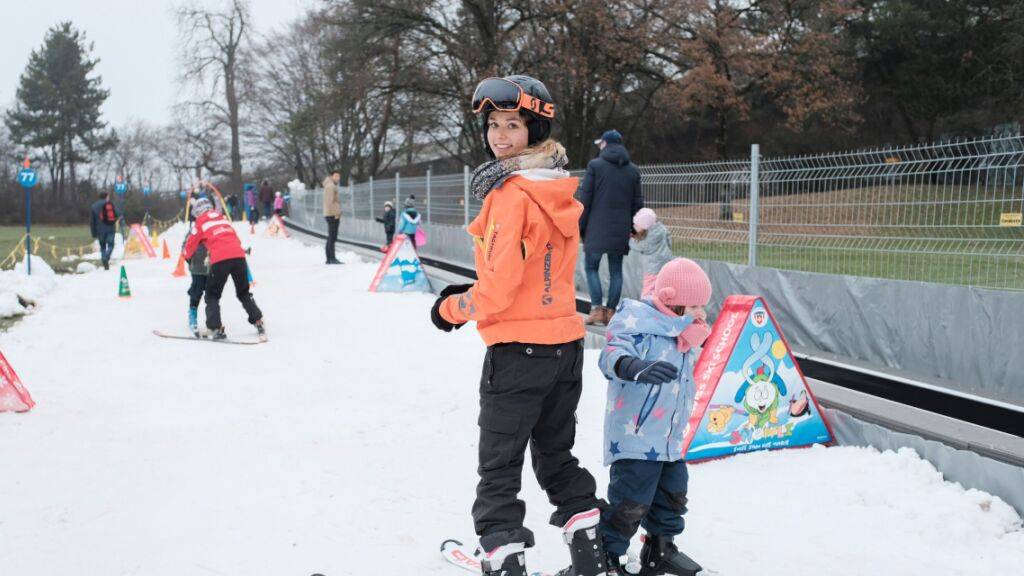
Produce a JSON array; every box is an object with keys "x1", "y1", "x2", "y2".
[{"x1": 473, "y1": 80, "x2": 556, "y2": 119}]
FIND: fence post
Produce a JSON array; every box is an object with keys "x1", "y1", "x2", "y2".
[
  {"x1": 395, "y1": 172, "x2": 401, "y2": 219},
  {"x1": 426, "y1": 166, "x2": 432, "y2": 224},
  {"x1": 349, "y1": 176, "x2": 355, "y2": 218},
  {"x1": 369, "y1": 176, "x2": 374, "y2": 219},
  {"x1": 463, "y1": 165, "x2": 470, "y2": 226},
  {"x1": 748, "y1": 144, "x2": 760, "y2": 267}
]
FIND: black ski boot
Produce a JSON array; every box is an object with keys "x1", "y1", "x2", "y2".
[
  {"x1": 638, "y1": 535, "x2": 702, "y2": 576},
  {"x1": 480, "y1": 543, "x2": 527, "y2": 576},
  {"x1": 210, "y1": 327, "x2": 227, "y2": 341},
  {"x1": 555, "y1": 509, "x2": 609, "y2": 576}
]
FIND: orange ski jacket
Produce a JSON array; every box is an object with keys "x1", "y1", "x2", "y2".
[{"x1": 440, "y1": 171, "x2": 586, "y2": 346}]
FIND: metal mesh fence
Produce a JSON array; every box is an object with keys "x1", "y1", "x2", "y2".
[{"x1": 289, "y1": 135, "x2": 1024, "y2": 291}]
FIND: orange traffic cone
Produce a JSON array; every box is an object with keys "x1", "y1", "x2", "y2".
[
  {"x1": 162, "y1": 239, "x2": 171, "y2": 259},
  {"x1": 172, "y1": 253, "x2": 187, "y2": 277}
]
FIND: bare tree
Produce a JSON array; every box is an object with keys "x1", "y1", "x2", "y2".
[{"x1": 175, "y1": 0, "x2": 252, "y2": 195}]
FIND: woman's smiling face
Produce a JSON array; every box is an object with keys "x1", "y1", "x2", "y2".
[{"x1": 487, "y1": 110, "x2": 530, "y2": 159}]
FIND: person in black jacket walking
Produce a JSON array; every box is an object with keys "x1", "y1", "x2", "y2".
[
  {"x1": 90, "y1": 191, "x2": 119, "y2": 270},
  {"x1": 578, "y1": 130, "x2": 643, "y2": 325}
]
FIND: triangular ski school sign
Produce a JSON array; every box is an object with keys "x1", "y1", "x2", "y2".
[
  {"x1": 368, "y1": 234, "x2": 432, "y2": 293},
  {"x1": 0, "y1": 351, "x2": 34, "y2": 413},
  {"x1": 681, "y1": 295, "x2": 834, "y2": 462}
]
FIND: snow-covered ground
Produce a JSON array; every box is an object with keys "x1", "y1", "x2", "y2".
[{"x1": 1, "y1": 223, "x2": 1022, "y2": 576}]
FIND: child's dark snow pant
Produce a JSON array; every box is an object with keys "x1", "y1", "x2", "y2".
[
  {"x1": 474, "y1": 339, "x2": 603, "y2": 552},
  {"x1": 601, "y1": 459, "x2": 689, "y2": 556},
  {"x1": 187, "y1": 274, "x2": 208, "y2": 308},
  {"x1": 205, "y1": 258, "x2": 262, "y2": 330}
]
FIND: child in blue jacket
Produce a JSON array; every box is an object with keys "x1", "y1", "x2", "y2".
[{"x1": 598, "y1": 258, "x2": 713, "y2": 576}]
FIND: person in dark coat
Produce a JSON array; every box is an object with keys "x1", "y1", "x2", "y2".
[
  {"x1": 258, "y1": 179, "x2": 274, "y2": 221},
  {"x1": 375, "y1": 201, "x2": 396, "y2": 251},
  {"x1": 89, "y1": 191, "x2": 119, "y2": 270},
  {"x1": 578, "y1": 129, "x2": 643, "y2": 325}
]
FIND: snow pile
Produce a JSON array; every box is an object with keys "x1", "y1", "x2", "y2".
[
  {"x1": 0, "y1": 224, "x2": 1021, "y2": 575},
  {"x1": 0, "y1": 255, "x2": 58, "y2": 318},
  {"x1": 75, "y1": 262, "x2": 97, "y2": 274}
]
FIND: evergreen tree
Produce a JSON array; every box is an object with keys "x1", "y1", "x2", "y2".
[{"x1": 5, "y1": 22, "x2": 115, "y2": 197}]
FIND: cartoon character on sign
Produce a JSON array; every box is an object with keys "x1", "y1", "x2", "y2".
[
  {"x1": 734, "y1": 332, "x2": 787, "y2": 429},
  {"x1": 706, "y1": 406, "x2": 735, "y2": 434},
  {"x1": 789, "y1": 390, "x2": 810, "y2": 417}
]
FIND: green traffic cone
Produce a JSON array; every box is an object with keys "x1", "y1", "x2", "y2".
[{"x1": 118, "y1": 265, "x2": 131, "y2": 298}]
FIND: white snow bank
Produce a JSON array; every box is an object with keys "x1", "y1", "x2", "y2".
[
  {"x1": 75, "y1": 262, "x2": 97, "y2": 274},
  {"x1": 0, "y1": 224, "x2": 1021, "y2": 576},
  {"x1": 0, "y1": 255, "x2": 57, "y2": 318}
]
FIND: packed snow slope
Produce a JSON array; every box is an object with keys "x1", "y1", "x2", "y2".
[{"x1": 1, "y1": 223, "x2": 1022, "y2": 576}]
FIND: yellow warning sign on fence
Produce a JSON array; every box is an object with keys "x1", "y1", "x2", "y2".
[
  {"x1": 1000, "y1": 213, "x2": 1022, "y2": 227},
  {"x1": 732, "y1": 212, "x2": 744, "y2": 223}
]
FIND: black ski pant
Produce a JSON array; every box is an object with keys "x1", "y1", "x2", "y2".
[
  {"x1": 325, "y1": 216, "x2": 339, "y2": 262},
  {"x1": 474, "y1": 339, "x2": 602, "y2": 552},
  {"x1": 205, "y1": 258, "x2": 262, "y2": 330},
  {"x1": 187, "y1": 274, "x2": 207, "y2": 309}
]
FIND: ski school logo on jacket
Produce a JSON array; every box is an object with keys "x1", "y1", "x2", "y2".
[
  {"x1": 541, "y1": 242, "x2": 554, "y2": 305},
  {"x1": 484, "y1": 221, "x2": 501, "y2": 263}
]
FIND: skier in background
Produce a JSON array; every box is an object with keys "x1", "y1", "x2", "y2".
[
  {"x1": 183, "y1": 198, "x2": 265, "y2": 340},
  {"x1": 182, "y1": 217, "x2": 210, "y2": 336},
  {"x1": 375, "y1": 200, "x2": 396, "y2": 251},
  {"x1": 273, "y1": 192, "x2": 284, "y2": 216},
  {"x1": 396, "y1": 196, "x2": 421, "y2": 248}
]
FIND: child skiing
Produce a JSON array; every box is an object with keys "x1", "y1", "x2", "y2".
[
  {"x1": 375, "y1": 201, "x2": 396, "y2": 251},
  {"x1": 183, "y1": 199, "x2": 211, "y2": 336},
  {"x1": 598, "y1": 258, "x2": 713, "y2": 575},
  {"x1": 630, "y1": 208, "x2": 674, "y2": 298},
  {"x1": 431, "y1": 75, "x2": 607, "y2": 576},
  {"x1": 183, "y1": 198, "x2": 265, "y2": 340},
  {"x1": 396, "y1": 196, "x2": 421, "y2": 247}
]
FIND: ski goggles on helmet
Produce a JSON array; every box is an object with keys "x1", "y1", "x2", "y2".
[{"x1": 472, "y1": 77, "x2": 555, "y2": 119}]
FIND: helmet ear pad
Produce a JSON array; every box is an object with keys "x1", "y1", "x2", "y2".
[{"x1": 481, "y1": 110, "x2": 551, "y2": 158}]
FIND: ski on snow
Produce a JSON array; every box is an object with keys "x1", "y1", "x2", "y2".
[
  {"x1": 441, "y1": 539, "x2": 558, "y2": 576},
  {"x1": 152, "y1": 329, "x2": 267, "y2": 345},
  {"x1": 441, "y1": 538, "x2": 720, "y2": 576}
]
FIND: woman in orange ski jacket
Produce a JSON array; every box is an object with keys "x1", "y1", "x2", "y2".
[{"x1": 430, "y1": 75, "x2": 608, "y2": 576}]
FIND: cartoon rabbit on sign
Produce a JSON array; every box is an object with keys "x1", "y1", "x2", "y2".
[{"x1": 734, "y1": 332, "x2": 788, "y2": 429}]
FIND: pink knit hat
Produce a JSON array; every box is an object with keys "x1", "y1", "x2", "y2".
[
  {"x1": 653, "y1": 258, "x2": 712, "y2": 308},
  {"x1": 633, "y1": 208, "x2": 657, "y2": 231}
]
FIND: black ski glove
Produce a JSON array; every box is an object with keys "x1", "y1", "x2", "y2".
[
  {"x1": 615, "y1": 357, "x2": 679, "y2": 385},
  {"x1": 431, "y1": 283, "x2": 473, "y2": 332}
]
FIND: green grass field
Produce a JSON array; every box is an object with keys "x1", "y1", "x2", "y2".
[
  {"x1": 0, "y1": 225, "x2": 96, "y2": 272},
  {"x1": 673, "y1": 237, "x2": 1024, "y2": 290}
]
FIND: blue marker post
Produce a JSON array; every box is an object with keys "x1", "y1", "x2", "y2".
[
  {"x1": 115, "y1": 176, "x2": 128, "y2": 239},
  {"x1": 17, "y1": 157, "x2": 39, "y2": 275}
]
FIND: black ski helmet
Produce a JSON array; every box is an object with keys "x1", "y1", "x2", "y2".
[{"x1": 478, "y1": 74, "x2": 554, "y2": 158}]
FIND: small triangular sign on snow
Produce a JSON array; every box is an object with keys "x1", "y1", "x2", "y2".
[
  {"x1": 368, "y1": 234, "x2": 432, "y2": 293},
  {"x1": 118, "y1": 265, "x2": 132, "y2": 298},
  {"x1": 681, "y1": 295, "x2": 834, "y2": 462},
  {"x1": 0, "y1": 351, "x2": 34, "y2": 413}
]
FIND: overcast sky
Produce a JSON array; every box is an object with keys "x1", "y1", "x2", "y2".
[{"x1": 0, "y1": 0, "x2": 316, "y2": 128}]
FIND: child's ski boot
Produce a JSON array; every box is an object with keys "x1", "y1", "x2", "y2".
[
  {"x1": 188, "y1": 307, "x2": 199, "y2": 337},
  {"x1": 210, "y1": 327, "x2": 227, "y2": 341},
  {"x1": 480, "y1": 543, "x2": 527, "y2": 576},
  {"x1": 255, "y1": 320, "x2": 267, "y2": 342},
  {"x1": 555, "y1": 509, "x2": 609, "y2": 576},
  {"x1": 638, "y1": 535, "x2": 702, "y2": 576}
]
